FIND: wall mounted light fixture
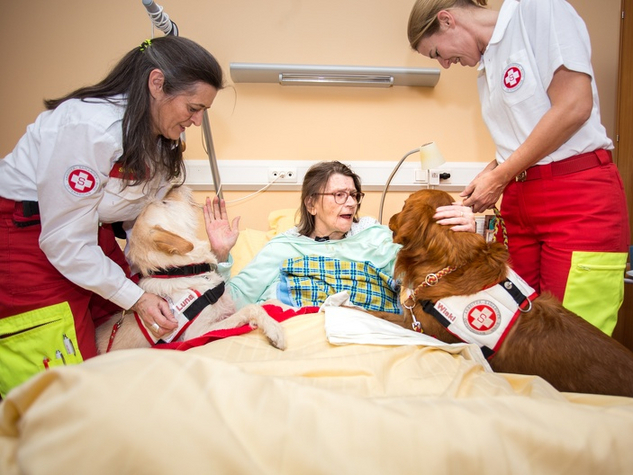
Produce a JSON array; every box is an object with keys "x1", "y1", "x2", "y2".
[{"x1": 230, "y1": 63, "x2": 440, "y2": 88}]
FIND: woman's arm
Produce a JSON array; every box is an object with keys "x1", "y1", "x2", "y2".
[
  {"x1": 35, "y1": 104, "x2": 178, "y2": 336},
  {"x1": 227, "y1": 240, "x2": 297, "y2": 309},
  {"x1": 203, "y1": 198, "x2": 292, "y2": 308},
  {"x1": 461, "y1": 67, "x2": 593, "y2": 213},
  {"x1": 37, "y1": 111, "x2": 144, "y2": 311}
]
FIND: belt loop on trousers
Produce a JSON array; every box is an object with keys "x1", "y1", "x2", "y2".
[
  {"x1": 595, "y1": 149, "x2": 612, "y2": 165},
  {"x1": 540, "y1": 164, "x2": 553, "y2": 180},
  {"x1": 22, "y1": 201, "x2": 40, "y2": 218},
  {"x1": 10, "y1": 200, "x2": 41, "y2": 227}
]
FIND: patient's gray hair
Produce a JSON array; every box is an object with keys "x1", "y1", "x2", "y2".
[{"x1": 296, "y1": 161, "x2": 362, "y2": 237}]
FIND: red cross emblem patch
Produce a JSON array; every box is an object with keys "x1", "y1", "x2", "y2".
[
  {"x1": 64, "y1": 166, "x2": 100, "y2": 197},
  {"x1": 464, "y1": 300, "x2": 501, "y2": 335},
  {"x1": 502, "y1": 63, "x2": 524, "y2": 92}
]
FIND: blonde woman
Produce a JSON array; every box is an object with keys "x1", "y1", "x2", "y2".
[{"x1": 407, "y1": 0, "x2": 629, "y2": 335}]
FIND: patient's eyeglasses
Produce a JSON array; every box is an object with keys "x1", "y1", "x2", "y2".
[{"x1": 314, "y1": 190, "x2": 365, "y2": 205}]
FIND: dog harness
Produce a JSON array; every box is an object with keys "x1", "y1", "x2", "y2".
[
  {"x1": 105, "y1": 263, "x2": 225, "y2": 350},
  {"x1": 407, "y1": 268, "x2": 537, "y2": 359},
  {"x1": 136, "y1": 282, "x2": 226, "y2": 345}
]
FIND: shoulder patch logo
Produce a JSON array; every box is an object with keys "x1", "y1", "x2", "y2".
[
  {"x1": 502, "y1": 63, "x2": 524, "y2": 92},
  {"x1": 64, "y1": 166, "x2": 100, "y2": 196}
]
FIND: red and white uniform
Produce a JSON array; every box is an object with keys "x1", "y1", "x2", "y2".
[
  {"x1": 0, "y1": 96, "x2": 169, "y2": 361},
  {"x1": 478, "y1": 0, "x2": 611, "y2": 162},
  {"x1": 477, "y1": 0, "x2": 629, "y2": 334}
]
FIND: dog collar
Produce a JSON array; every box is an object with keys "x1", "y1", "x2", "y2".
[
  {"x1": 401, "y1": 288, "x2": 422, "y2": 332},
  {"x1": 148, "y1": 262, "x2": 217, "y2": 278},
  {"x1": 415, "y1": 265, "x2": 459, "y2": 291},
  {"x1": 399, "y1": 265, "x2": 460, "y2": 332}
]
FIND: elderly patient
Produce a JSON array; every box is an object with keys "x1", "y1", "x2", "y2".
[{"x1": 206, "y1": 161, "x2": 475, "y2": 313}]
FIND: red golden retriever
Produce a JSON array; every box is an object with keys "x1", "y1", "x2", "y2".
[{"x1": 386, "y1": 189, "x2": 633, "y2": 397}]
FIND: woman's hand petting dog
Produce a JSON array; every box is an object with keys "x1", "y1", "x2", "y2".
[
  {"x1": 204, "y1": 196, "x2": 240, "y2": 263},
  {"x1": 130, "y1": 292, "x2": 178, "y2": 338},
  {"x1": 434, "y1": 203, "x2": 476, "y2": 233}
]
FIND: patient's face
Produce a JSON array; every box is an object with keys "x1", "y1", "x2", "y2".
[{"x1": 310, "y1": 174, "x2": 358, "y2": 240}]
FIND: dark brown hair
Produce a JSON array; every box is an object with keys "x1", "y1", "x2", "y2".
[{"x1": 44, "y1": 36, "x2": 224, "y2": 187}]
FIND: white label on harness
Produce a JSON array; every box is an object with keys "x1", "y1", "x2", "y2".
[
  {"x1": 433, "y1": 269, "x2": 535, "y2": 352},
  {"x1": 141, "y1": 289, "x2": 201, "y2": 344}
]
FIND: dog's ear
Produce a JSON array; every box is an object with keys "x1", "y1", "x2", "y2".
[
  {"x1": 151, "y1": 226, "x2": 194, "y2": 255},
  {"x1": 390, "y1": 201, "x2": 435, "y2": 248},
  {"x1": 390, "y1": 190, "x2": 452, "y2": 248}
]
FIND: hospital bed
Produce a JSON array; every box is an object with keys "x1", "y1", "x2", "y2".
[{"x1": 1, "y1": 211, "x2": 633, "y2": 475}]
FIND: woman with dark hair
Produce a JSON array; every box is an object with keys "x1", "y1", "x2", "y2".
[
  {"x1": 0, "y1": 36, "x2": 224, "y2": 394},
  {"x1": 206, "y1": 160, "x2": 475, "y2": 313}
]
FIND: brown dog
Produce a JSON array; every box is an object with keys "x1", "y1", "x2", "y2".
[
  {"x1": 386, "y1": 189, "x2": 633, "y2": 397},
  {"x1": 96, "y1": 186, "x2": 285, "y2": 353}
]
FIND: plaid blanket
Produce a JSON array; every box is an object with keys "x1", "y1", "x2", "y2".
[{"x1": 278, "y1": 256, "x2": 401, "y2": 313}]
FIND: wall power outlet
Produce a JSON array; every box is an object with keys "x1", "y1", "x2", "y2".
[{"x1": 268, "y1": 167, "x2": 298, "y2": 183}]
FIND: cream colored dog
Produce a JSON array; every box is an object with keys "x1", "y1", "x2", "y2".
[{"x1": 96, "y1": 186, "x2": 285, "y2": 353}]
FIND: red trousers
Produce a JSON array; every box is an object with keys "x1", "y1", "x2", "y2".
[
  {"x1": 0, "y1": 197, "x2": 129, "y2": 360},
  {"x1": 498, "y1": 151, "x2": 629, "y2": 332}
]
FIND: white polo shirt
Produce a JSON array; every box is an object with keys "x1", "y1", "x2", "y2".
[
  {"x1": 477, "y1": 0, "x2": 612, "y2": 165},
  {"x1": 0, "y1": 97, "x2": 169, "y2": 310}
]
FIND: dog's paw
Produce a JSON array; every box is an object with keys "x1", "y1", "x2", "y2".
[
  {"x1": 260, "y1": 318, "x2": 286, "y2": 350},
  {"x1": 241, "y1": 304, "x2": 286, "y2": 350},
  {"x1": 266, "y1": 326, "x2": 286, "y2": 351}
]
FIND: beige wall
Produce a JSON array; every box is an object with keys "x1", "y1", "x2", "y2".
[{"x1": 0, "y1": 0, "x2": 622, "y2": 229}]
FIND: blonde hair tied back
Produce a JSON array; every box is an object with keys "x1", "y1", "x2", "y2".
[{"x1": 407, "y1": 0, "x2": 488, "y2": 50}]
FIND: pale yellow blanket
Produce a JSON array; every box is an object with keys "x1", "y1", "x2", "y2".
[{"x1": 1, "y1": 312, "x2": 633, "y2": 474}]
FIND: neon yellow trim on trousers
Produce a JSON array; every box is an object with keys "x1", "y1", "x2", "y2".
[
  {"x1": 0, "y1": 302, "x2": 83, "y2": 398},
  {"x1": 562, "y1": 251, "x2": 627, "y2": 336}
]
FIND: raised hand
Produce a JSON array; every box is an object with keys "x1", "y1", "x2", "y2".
[{"x1": 203, "y1": 196, "x2": 240, "y2": 263}]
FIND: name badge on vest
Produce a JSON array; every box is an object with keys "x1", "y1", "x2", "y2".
[{"x1": 137, "y1": 289, "x2": 202, "y2": 344}]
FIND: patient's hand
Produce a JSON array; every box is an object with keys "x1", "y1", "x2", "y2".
[{"x1": 204, "y1": 196, "x2": 240, "y2": 262}]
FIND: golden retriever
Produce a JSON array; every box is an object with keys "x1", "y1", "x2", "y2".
[
  {"x1": 96, "y1": 186, "x2": 285, "y2": 353},
  {"x1": 386, "y1": 189, "x2": 633, "y2": 397}
]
